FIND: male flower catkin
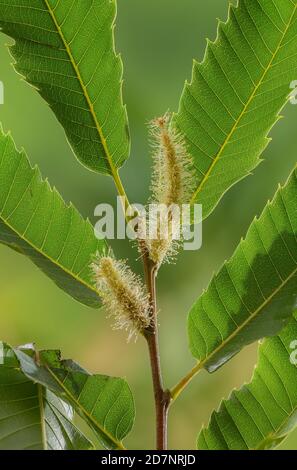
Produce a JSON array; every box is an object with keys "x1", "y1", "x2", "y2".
[
  {"x1": 150, "y1": 112, "x2": 195, "y2": 206},
  {"x1": 92, "y1": 254, "x2": 151, "y2": 341},
  {"x1": 146, "y1": 112, "x2": 195, "y2": 266}
]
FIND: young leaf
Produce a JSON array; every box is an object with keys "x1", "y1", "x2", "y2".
[
  {"x1": 13, "y1": 346, "x2": 135, "y2": 450},
  {"x1": 175, "y1": 0, "x2": 297, "y2": 219},
  {"x1": 0, "y1": 127, "x2": 105, "y2": 308},
  {"x1": 0, "y1": 344, "x2": 93, "y2": 450},
  {"x1": 198, "y1": 312, "x2": 297, "y2": 450},
  {"x1": 189, "y1": 165, "x2": 297, "y2": 372},
  {"x1": 0, "y1": 0, "x2": 130, "y2": 175}
]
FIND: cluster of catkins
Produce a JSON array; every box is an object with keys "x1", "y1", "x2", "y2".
[{"x1": 92, "y1": 113, "x2": 195, "y2": 340}]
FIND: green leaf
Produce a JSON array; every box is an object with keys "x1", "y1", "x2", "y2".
[
  {"x1": 0, "y1": 0, "x2": 130, "y2": 175},
  {"x1": 0, "y1": 344, "x2": 93, "y2": 450},
  {"x1": 13, "y1": 345, "x2": 135, "y2": 450},
  {"x1": 198, "y1": 313, "x2": 297, "y2": 450},
  {"x1": 175, "y1": 0, "x2": 297, "y2": 219},
  {"x1": 0, "y1": 127, "x2": 105, "y2": 308},
  {"x1": 189, "y1": 165, "x2": 297, "y2": 372}
]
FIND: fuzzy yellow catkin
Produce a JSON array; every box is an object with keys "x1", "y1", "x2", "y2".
[
  {"x1": 145, "y1": 210, "x2": 179, "y2": 267},
  {"x1": 92, "y1": 254, "x2": 151, "y2": 341},
  {"x1": 145, "y1": 112, "x2": 195, "y2": 266},
  {"x1": 150, "y1": 112, "x2": 195, "y2": 206}
]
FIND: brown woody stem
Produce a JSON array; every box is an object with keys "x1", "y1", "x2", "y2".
[{"x1": 141, "y1": 243, "x2": 170, "y2": 450}]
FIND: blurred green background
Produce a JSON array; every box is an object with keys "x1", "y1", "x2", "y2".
[{"x1": 0, "y1": 0, "x2": 296, "y2": 450}]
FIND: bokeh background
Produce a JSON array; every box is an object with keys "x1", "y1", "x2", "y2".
[{"x1": 0, "y1": 0, "x2": 296, "y2": 450}]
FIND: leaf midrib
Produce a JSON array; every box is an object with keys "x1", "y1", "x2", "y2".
[
  {"x1": 200, "y1": 376, "x2": 297, "y2": 450},
  {"x1": 45, "y1": 366, "x2": 126, "y2": 450},
  {"x1": 43, "y1": 0, "x2": 119, "y2": 179},
  {"x1": 256, "y1": 402, "x2": 297, "y2": 450},
  {"x1": 0, "y1": 212, "x2": 100, "y2": 299},
  {"x1": 190, "y1": 3, "x2": 297, "y2": 205},
  {"x1": 37, "y1": 384, "x2": 47, "y2": 450},
  {"x1": 195, "y1": 261, "x2": 297, "y2": 370}
]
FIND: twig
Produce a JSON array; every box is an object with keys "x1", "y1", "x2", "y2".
[
  {"x1": 141, "y1": 244, "x2": 170, "y2": 450},
  {"x1": 169, "y1": 363, "x2": 203, "y2": 402}
]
